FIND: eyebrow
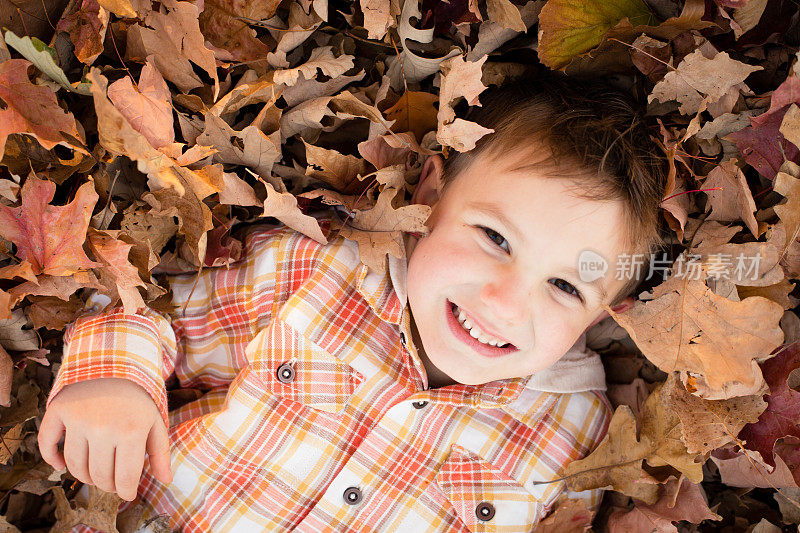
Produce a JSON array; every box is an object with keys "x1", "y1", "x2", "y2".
[{"x1": 467, "y1": 201, "x2": 609, "y2": 303}]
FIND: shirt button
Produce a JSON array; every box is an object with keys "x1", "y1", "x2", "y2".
[
  {"x1": 475, "y1": 501, "x2": 495, "y2": 521},
  {"x1": 276, "y1": 363, "x2": 295, "y2": 383},
  {"x1": 343, "y1": 486, "x2": 362, "y2": 505},
  {"x1": 412, "y1": 400, "x2": 428, "y2": 409}
]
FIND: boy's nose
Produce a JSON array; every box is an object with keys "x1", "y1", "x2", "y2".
[{"x1": 478, "y1": 275, "x2": 529, "y2": 326}]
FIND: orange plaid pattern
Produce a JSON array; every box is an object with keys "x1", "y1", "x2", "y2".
[{"x1": 47, "y1": 221, "x2": 612, "y2": 532}]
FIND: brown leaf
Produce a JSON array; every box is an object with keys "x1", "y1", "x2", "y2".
[
  {"x1": 125, "y1": 0, "x2": 219, "y2": 99},
  {"x1": 701, "y1": 158, "x2": 759, "y2": 238},
  {"x1": 0, "y1": 424, "x2": 24, "y2": 464},
  {"x1": 197, "y1": 113, "x2": 281, "y2": 180},
  {"x1": 668, "y1": 375, "x2": 767, "y2": 454},
  {"x1": 259, "y1": 181, "x2": 328, "y2": 244},
  {"x1": 107, "y1": 58, "x2": 174, "y2": 149},
  {"x1": 51, "y1": 485, "x2": 121, "y2": 533},
  {"x1": 87, "y1": 229, "x2": 147, "y2": 314},
  {"x1": 304, "y1": 141, "x2": 369, "y2": 192},
  {"x1": 199, "y1": 0, "x2": 276, "y2": 63},
  {"x1": 24, "y1": 294, "x2": 85, "y2": 330},
  {"x1": 649, "y1": 49, "x2": 762, "y2": 115},
  {"x1": 385, "y1": 91, "x2": 439, "y2": 143},
  {"x1": 486, "y1": 0, "x2": 526, "y2": 32},
  {"x1": 437, "y1": 55, "x2": 494, "y2": 152},
  {"x1": 711, "y1": 446, "x2": 799, "y2": 489},
  {"x1": 607, "y1": 477, "x2": 721, "y2": 531},
  {"x1": 56, "y1": 0, "x2": 108, "y2": 65},
  {"x1": 339, "y1": 187, "x2": 430, "y2": 273},
  {"x1": 608, "y1": 275, "x2": 784, "y2": 399},
  {"x1": 0, "y1": 59, "x2": 87, "y2": 160},
  {"x1": 360, "y1": 0, "x2": 394, "y2": 40},
  {"x1": 0, "y1": 175, "x2": 100, "y2": 277}
]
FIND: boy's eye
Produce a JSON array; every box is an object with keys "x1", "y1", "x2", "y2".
[
  {"x1": 550, "y1": 278, "x2": 583, "y2": 301},
  {"x1": 480, "y1": 226, "x2": 510, "y2": 252}
]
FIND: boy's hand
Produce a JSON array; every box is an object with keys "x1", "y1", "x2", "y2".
[{"x1": 38, "y1": 377, "x2": 173, "y2": 501}]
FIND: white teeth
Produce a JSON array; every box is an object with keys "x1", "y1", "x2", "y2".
[{"x1": 452, "y1": 305, "x2": 508, "y2": 348}]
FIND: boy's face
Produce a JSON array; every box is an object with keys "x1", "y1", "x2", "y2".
[{"x1": 405, "y1": 151, "x2": 634, "y2": 388}]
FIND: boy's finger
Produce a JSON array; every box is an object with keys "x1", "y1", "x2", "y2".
[
  {"x1": 145, "y1": 420, "x2": 172, "y2": 485},
  {"x1": 63, "y1": 432, "x2": 91, "y2": 486},
  {"x1": 87, "y1": 442, "x2": 117, "y2": 494},
  {"x1": 114, "y1": 439, "x2": 146, "y2": 501},
  {"x1": 37, "y1": 413, "x2": 66, "y2": 471}
]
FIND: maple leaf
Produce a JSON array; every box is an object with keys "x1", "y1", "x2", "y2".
[
  {"x1": 0, "y1": 175, "x2": 100, "y2": 277},
  {"x1": 738, "y1": 343, "x2": 800, "y2": 469},
  {"x1": 0, "y1": 59, "x2": 87, "y2": 159},
  {"x1": 608, "y1": 274, "x2": 784, "y2": 399}
]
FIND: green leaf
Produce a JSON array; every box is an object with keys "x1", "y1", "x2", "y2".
[
  {"x1": 3, "y1": 29, "x2": 91, "y2": 95},
  {"x1": 538, "y1": 0, "x2": 657, "y2": 69}
]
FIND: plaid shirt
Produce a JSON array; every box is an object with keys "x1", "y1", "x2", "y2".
[{"x1": 48, "y1": 221, "x2": 612, "y2": 532}]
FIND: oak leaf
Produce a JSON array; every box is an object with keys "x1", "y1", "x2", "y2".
[
  {"x1": 339, "y1": 187, "x2": 430, "y2": 273},
  {"x1": 701, "y1": 158, "x2": 758, "y2": 238},
  {"x1": 437, "y1": 55, "x2": 494, "y2": 152},
  {"x1": 0, "y1": 175, "x2": 100, "y2": 277},
  {"x1": 607, "y1": 274, "x2": 784, "y2": 399},
  {"x1": 650, "y1": 50, "x2": 762, "y2": 116},
  {"x1": 259, "y1": 181, "x2": 328, "y2": 244}
]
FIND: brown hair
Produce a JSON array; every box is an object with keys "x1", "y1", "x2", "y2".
[{"x1": 439, "y1": 71, "x2": 669, "y2": 306}]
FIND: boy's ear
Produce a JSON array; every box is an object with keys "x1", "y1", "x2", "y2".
[
  {"x1": 411, "y1": 155, "x2": 445, "y2": 207},
  {"x1": 584, "y1": 296, "x2": 635, "y2": 332}
]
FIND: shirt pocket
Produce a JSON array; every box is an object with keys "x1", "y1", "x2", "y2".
[
  {"x1": 245, "y1": 319, "x2": 364, "y2": 413},
  {"x1": 435, "y1": 444, "x2": 542, "y2": 533}
]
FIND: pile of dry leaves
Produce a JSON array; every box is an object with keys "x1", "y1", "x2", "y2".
[{"x1": 0, "y1": 0, "x2": 799, "y2": 530}]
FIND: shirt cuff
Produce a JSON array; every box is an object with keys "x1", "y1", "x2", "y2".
[{"x1": 47, "y1": 307, "x2": 171, "y2": 426}]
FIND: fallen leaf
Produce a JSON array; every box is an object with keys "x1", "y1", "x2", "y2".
[
  {"x1": 739, "y1": 343, "x2": 800, "y2": 469},
  {"x1": 259, "y1": 179, "x2": 327, "y2": 244},
  {"x1": 538, "y1": 0, "x2": 656, "y2": 69},
  {"x1": 199, "y1": 0, "x2": 276, "y2": 63},
  {"x1": 0, "y1": 59, "x2": 87, "y2": 159},
  {"x1": 649, "y1": 49, "x2": 762, "y2": 115},
  {"x1": 608, "y1": 275, "x2": 784, "y2": 399},
  {"x1": 56, "y1": 0, "x2": 108, "y2": 66},
  {"x1": 0, "y1": 175, "x2": 100, "y2": 277},
  {"x1": 107, "y1": 58, "x2": 174, "y2": 149},
  {"x1": 50, "y1": 485, "x2": 121, "y2": 533}
]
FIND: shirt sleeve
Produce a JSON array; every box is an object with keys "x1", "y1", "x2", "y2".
[
  {"x1": 46, "y1": 223, "x2": 293, "y2": 427},
  {"x1": 539, "y1": 389, "x2": 614, "y2": 523}
]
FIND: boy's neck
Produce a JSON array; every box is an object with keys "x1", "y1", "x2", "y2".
[{"x1": 409, "y1": 312, "x2": 458, "y2": 389}]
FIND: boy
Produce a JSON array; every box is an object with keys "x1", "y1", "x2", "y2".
[{"x1": 38, "y1": 73, "x2": 667, "y2": 531}]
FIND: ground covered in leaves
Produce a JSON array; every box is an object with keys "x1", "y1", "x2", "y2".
[{"x1": 0, "y1": 0, "x2": 799, "y2": 531}]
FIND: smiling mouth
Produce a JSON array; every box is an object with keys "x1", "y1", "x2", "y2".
[{"x1": 446, "y1": 300, "x2": 518, "y2": 356}]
